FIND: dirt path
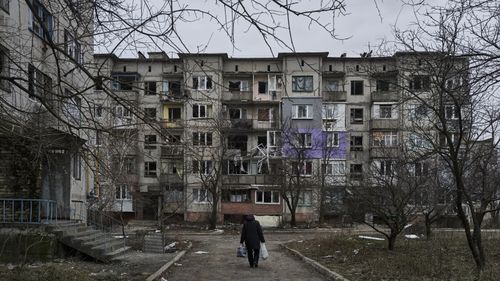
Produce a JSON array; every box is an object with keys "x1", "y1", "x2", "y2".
[{"x1": 163, "y1": 232, "x2": 327, "y2": 281}]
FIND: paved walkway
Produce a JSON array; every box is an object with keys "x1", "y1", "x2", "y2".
[{"x1": 163, "y1": 232, "x2": 327, "y2": 280}]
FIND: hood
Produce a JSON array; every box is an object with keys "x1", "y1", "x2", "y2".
[{"x1": 245, "y1": 214, "x2": 255, "y2": 221}]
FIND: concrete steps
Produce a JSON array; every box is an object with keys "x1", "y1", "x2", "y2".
[{"x1": 49, "y1": 222, "x2": 130, "y2": 263}]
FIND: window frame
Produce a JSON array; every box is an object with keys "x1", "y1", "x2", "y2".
[
  {"x1": 193, "y1": 188, "x2": 212, "y2": 203},
  {"x1": 192, "y1": 132, "x2": 213, "y2": 146},
  {"x1": 292, "y1": 76, "x2": 314, "y2": 92},
  {"x1": 192, "y1": 75, "x2": 213, "y2": 90},
  {"x1": 255, "y1": 190, "x2": 280, "y2": 204},
  {"x1": 28, "y1": 0, "x2": 54, "y2": 40},
  {"x1": 144, "y1": 161, "x2": 157, "y2": 177},
  {"x1": 350, "y1": 80, "x2": 364, "y2": 95},
  {"x1": 297, "y1": 133, "x2": 312, "y2": 148},
  {"x1": 326, "y1": 132, "x2": 339, "y2": 147},
  {"x1": 372, "y1": 131, "x2": 398, "y2": 147},
  {"x1": 115, "y1": 184, "x2": 131, "y2": 200},
  {"x1": 350, "y1": 108, "x2": 364, "y2": 124},
  {"x1": 293, "y1": 104, "x2": 313, "y2": 119}
]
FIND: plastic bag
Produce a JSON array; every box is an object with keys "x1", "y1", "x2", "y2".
[
  {"x1": 237, "y1": 245, "x2": 247, "y2": 257},
  {"x1": 260, "y1": 243, "x2": 269, "y2": 260}
]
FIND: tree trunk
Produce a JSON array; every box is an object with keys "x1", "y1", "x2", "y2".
[
  {"x1": 425, "y1": 213, "x2": 432, "y2": 240},
  {"x1": 209, "y1": 195, "x2": 218, "y2": 230},
  {"x1": 290, "y1": 211, "x2": 297, "y2": 227},
  {"x1": 387, "y1": 233, "x2": 397, "y2": 250}
]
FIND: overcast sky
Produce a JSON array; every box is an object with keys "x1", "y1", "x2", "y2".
[{"x1": 109, "y1": 1, "x2": 429, "y2": 58}]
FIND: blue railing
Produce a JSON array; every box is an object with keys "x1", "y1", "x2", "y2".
[{"x1": 0, "y1": 198, "x2": 58, "y2": 224}]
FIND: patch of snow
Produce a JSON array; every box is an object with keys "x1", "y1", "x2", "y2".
[
  {"x1": 113, "y1": 235, "x2": 129, "y2": 239},
  {"x1": 174, "y1": 263, "x2": 182, "y2": 267},
  {"x1": 358, "y1": 235, "x2": 385, "y2": 241},
  {"x1": 194, "y1": 251, "x2": 209, "y2": 254},
  {"x1": 155, "y1": 230, "x2": 161, "y2": 233},
  {"x1": 405, "y1": 234, "x2": 420, "y2": 239},
  {"x1": 160, "y1": 277, "x2": 168, "y2": 281},
  {"x1": 353, "y1": 249, "x2": 360, "y2": 255},
  {"x1": 404, "y1": 224, "x2": 412, "y2": 229},
  {"x1": 297, "y1": 240, "x2": 304, "y2": 243}
]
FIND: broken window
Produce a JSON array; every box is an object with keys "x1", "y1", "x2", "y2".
[
  {"x1": 29, "y1": 0, "x2": 54, "y2": 40},
  {"x1": 324, "y1": 80, "x2": 340, "y2": 91},
  {"x1": 116, "y1": 184, "x2": 131, "y2": 200},
  {"x1": 350, "y1": 108, "x2": 363, "y2": 124},
  {"x1": 192, "y1": 76, "x2": 212, "y2": 90},
  {"x1": 228, "y1": 135, "x2": 248, "y2": 152},
  {"x1": 145, "y1": 81, "x2": 157, "y2": 95},
  {"x1": 144, "y1": 135, "x2": 157, "y2": 148},
  {"x1": 350, "y1": 136, "x2": 363, "y2": 151},
  {"x1": 28, "y1": 63, "x2": 52, "y2": 100},
  {"x1": 64, "y1": 30, "x2": 82, "y2": 64},
  {"x1": 144, "y1": 107, "x2": 156, "y2": 121},
  {"x1": 168, "y1": 107, "x2": 181, "y2": 121},
  {"x1": 350, "y1": 164, "x2": 362, "y2": 178},
  {"x1": 376, "y1": 80, "x2": 390, "y2": 92},
  {"x1": 144, "y1": 161, "x2": 157, "y2": 177},
  {"x1": 258, "y1": 108, "x2": 271, "y2": 121},
  {"x1": 229, "y1": 80, "x2": 249, "y2": 92},
  {"x1": 258, "y1": 81, "x2": 268, "y2": 94},
  {"x1": 410, "y1": 76, "x2": 430, "y2": 91},
  {"x1": 379, "y1": 105, "x2": 393, "y2": 119},
  {"x1": 292, "y1": 76, "x2": 313, "y2": 92},
  {"x1": 229, "y1": 108, "x2": 245, "y2": 119},
  {"x1": 350, "y1": 80, "x2": 364, "y2": 95},
  {"x1": 111, "y1": 74, "x2": 137, "y2": 91}
]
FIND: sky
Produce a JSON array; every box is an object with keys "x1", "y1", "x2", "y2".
[{"x1": 117, "y1": 0, "x2": 425, "y2": 58}]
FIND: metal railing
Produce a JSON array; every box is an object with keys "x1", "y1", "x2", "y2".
[{"x1": 0, "y1": 198, "x2": 57, "y2": 224}]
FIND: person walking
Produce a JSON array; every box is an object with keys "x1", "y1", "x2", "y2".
[{"x1": 240, "y1": 214, "x2": 265, "y2": 268}]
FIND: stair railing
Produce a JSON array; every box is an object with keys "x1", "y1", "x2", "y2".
[
  {"x1": 87, "y1": 207, "x2": 127, "y2": 251},
  {"x1": 0, "y1": 198, "x2": 57, "y2": 224}
]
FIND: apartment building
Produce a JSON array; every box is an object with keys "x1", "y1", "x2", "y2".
[
  {"x1": 0, "y1": 1, "x2": 94, "y2": 214},
  {"x1": 91, "y1": 50, "x2": 466, "y2": 225}
]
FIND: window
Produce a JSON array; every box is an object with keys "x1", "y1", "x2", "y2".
[
  {"x1": 326, "y1": 132, "x2": 339, "y2": 147},
  {"x1": 115, "y1": 184, "x2": 131, "y2": 200},
  {"x1": 379, "y1": 105, "x2": 393, "y2": 119},
  {"x1": 192, "y1": 160, "x2": 212, "y2": 174},
  {"x1": 294, "y1": 161, "x2": 313, "y2": 176},
  {"x1": 350, "y1": 80, "x2": 363, "y2": 95},
  {"x1": 192, "y1": 76, "x2": 212, "y2": 90},
  {"x1": 268, "y1": 131, "x2": 280, "y2": 147},
  {"x1": 29, "y1": 0, "x2": 54, "y2": 40},
  {"x1": 323, "y1": 161, "x2": 345, "y2": 176},
  {"x1": 64, "y1": 31, "x2": 83, "y2": 64},
  {"x1": 161, "y1": 160, "x2": 182, "y2": 175},
  {"x1": 0, "y1": 0, "x2": 9, "y2": 13},
  {"x1": 378, "y1": 160, "x2": 394, "y2": 176},
  {"x1": 323, "y1": 104, "x2": 338, "y2": 120},
  {"x1": 298, "y1": 191, "x2": 312, "y2": 206},
  {"x1": 144, "y1": 161, "x2": 157, "y2": 177},
  {"x1": 350, "y1": 164, "x2": 363, "y2": 178},
  {"x1": 144, "y1": 135, "x2": 157, "y2": 148},
  {"x1": 226, "y1": 160, "x2": 249, "y2": 175},
  {"x1": 445, "y1": 105, "x2": 460, "y2": 120},
  {"x1": 376, "y1": 80, "x2": 390, "y2": 92},
  {"x1": 408, "y1": 133, "x2": 431, "y2": 149},
  {"x1": 373, "y1": 131, "x2": 398, "y2": 147},
  {"x1": 0, "y1": 45, "x2": 9, "y2": 91},
  {"x1": 193, "y1": 104, "x2": 210, "y2": 118},
  {"x1": 350, "y1": 136, "x2": 363, "y2": 151},
  {"x1": 297, "y1": 133, "x2": 312, "y2": 148},
  {"x1": 145, "y1": 81, "x2": 157, "y2": 95},
  {"x1": 125, "y1": 157, "x2": 135, "y2": 174},
  {"x1": 72, "y1": 152, "x2": 81, "y2": 180},
  {"x1": 192, "y1": 132, "x2": 212, "y2": 146},
  {"x1": 228, "y1": 80, "x2": 249, "y2": 91},
  {"x1": 144, "y1": 107, "x2": 156, "y2": 120},
  {"x1": 229, "y1": 108, "x2": 245, "y2": 119},
  {"x1": 410, "y1": 76, "x2": 430, "y2": 91},
  {"x1": 95, "y1": 105, "x2": 103, "y2": 118},
  {"x1": 293, "y1": 104, "x2": 312, "y2": 119},
  {"x1": 64, "y1": 89, "x2": 81, "y2": 124},
  {"x1": 165, "y1": 134, "x2": 181, "y2": 144},
  {"x1": 114, "y1": 105, "x2": 132, "y2": 118},
  {"x1": 409, "y1": 104, "x2": 428, "y2": 120},
  {"x1": 165, "y1": 185, "x2": 183, "y2": 203},
  {"x1": 412, "y1": 162, "x2": 429, "y2": 177},
  {"x1": 324, "y1": 80, "x2": 340, "y2": 91},
  {"x1": 222, "y1": 190, "x2": 250, "y2": 203},
  {"x1": 258, "y1": 108, "x2": 272, "y2": 121},
  {"x1": 162, "y1": 80, "x2": 182, "y2": 96},
  {"x1": 168, "y1": 107, "x2": 182, "y2": 121},
  {"x1": 28, "y1": 64, "x2": 52, "y2": 100},
  {"x1": 258, "y1": 81, "x2": 268, "y2": 94},
  {"x1": 193, "y1": 188, "x2": 212, "y2": 203},
  {"x1": 292, "y1": 76, "x2": 313, "y2": 92},
  {"x1": 440, "y1": 133, "x2": 460, "y2": 146},
  {"x1": 350, "y1": 108, "x2": 363, "y2": 124},
  {"x1": 256, "y1": 190, "x2": 280, "y2": 204},
  {"x1": 111, "y1": 74, "x2": 137, "y2": 90}
]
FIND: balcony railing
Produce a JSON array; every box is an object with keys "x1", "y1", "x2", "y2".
[
  {"x1": 225, "y1": 119, "x2": 278, "y2": 130},
  {"x1": 370, "y1": 119, "x2": 399, "y2": 129},
  {"x1": 161, "y1": 119, "x2": 184, "y2": 128},
  {"x1": 161, "y1": 146, "x2": 184, "y2": 157},
  {"x1": 371, "y1": 91, "x2": 399, "y2": 102},
  {"x1": 322, "y1": 90, "x2": 347, "y2": 101},
  {"x1": 223, "y1": 91, "x2": 253, "y2": 101},
  {"x1": 369, "y1": 146, "x2": 400, "y2": 158}
]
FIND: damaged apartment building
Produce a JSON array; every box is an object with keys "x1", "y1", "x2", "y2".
[
  {"x1": 91, "y1": 51, "x2": 442, "y2": 226},
  {"x1": 0, "y1": 0, "x2": 94, "y2": 217}
]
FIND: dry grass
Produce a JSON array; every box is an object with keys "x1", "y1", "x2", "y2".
[{"x1": 286, "y1": 231, "x2": 500, "y2": 281}]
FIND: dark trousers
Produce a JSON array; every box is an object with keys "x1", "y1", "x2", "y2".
[{"x1": 247, "y1": 247, "x2": 260, "y2": 266}]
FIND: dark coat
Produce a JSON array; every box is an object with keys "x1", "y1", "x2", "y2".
[{"x1": 240, "y1": 215, "x2": 265, "y2": 249}]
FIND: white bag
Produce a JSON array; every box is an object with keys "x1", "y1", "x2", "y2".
[{"x1": 260, "y1": 243, "x2": 269, "y2": 260}]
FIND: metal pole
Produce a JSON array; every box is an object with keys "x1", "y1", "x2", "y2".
[
  {"x1": 38, "y1": 201, "x2": 41, "y2": 223},
  {"x1": 21, "y1": 200, "x2": 24, "y2": 223}
]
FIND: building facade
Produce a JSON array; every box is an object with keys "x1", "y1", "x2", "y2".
[{"x1": 91, "y1": 51, "x2": 440, "y2": 226}]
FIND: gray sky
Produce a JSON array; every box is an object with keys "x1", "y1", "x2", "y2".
[
  {"x1": 166, "y1": 1, "x2": 419, "y2": 58},
  {"x1": 110, "y1": 1, "x2": 427, "y2": 58}
]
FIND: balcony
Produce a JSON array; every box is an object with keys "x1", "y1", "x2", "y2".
[
  {"x1": 160, "y1": 90, "x2": 184, "y2": 102},
  {"x1": 223, "y1": 91, "x2": 253, "y2": 101},
  {"x1": 370, "y1": 119, "x2": 399, "y2": 129},
  {"x1": 222, "y1": 174, "x2": 275, "y2": 185},
  {"x1": 369, "y1": 146, "x2": 400, "y2": 158},
  {"x1": 161, "y1": 146, "x2": 184, "y2": 157},
  {"x1": 322, "y1": 91, "x2": 347, "y2": 102},
  {"x1": 160, "y1": 174, "x2": 183, "y2": 184},
  {"x1": 371, "y1": 91, "x2": 399, "y2": 102},
  {"x1": 224, "y1": 119, "x2": 278, "y2": 131},
  {"x1": 161, "y1": 119, "x2": 184, "y2": 129}
]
